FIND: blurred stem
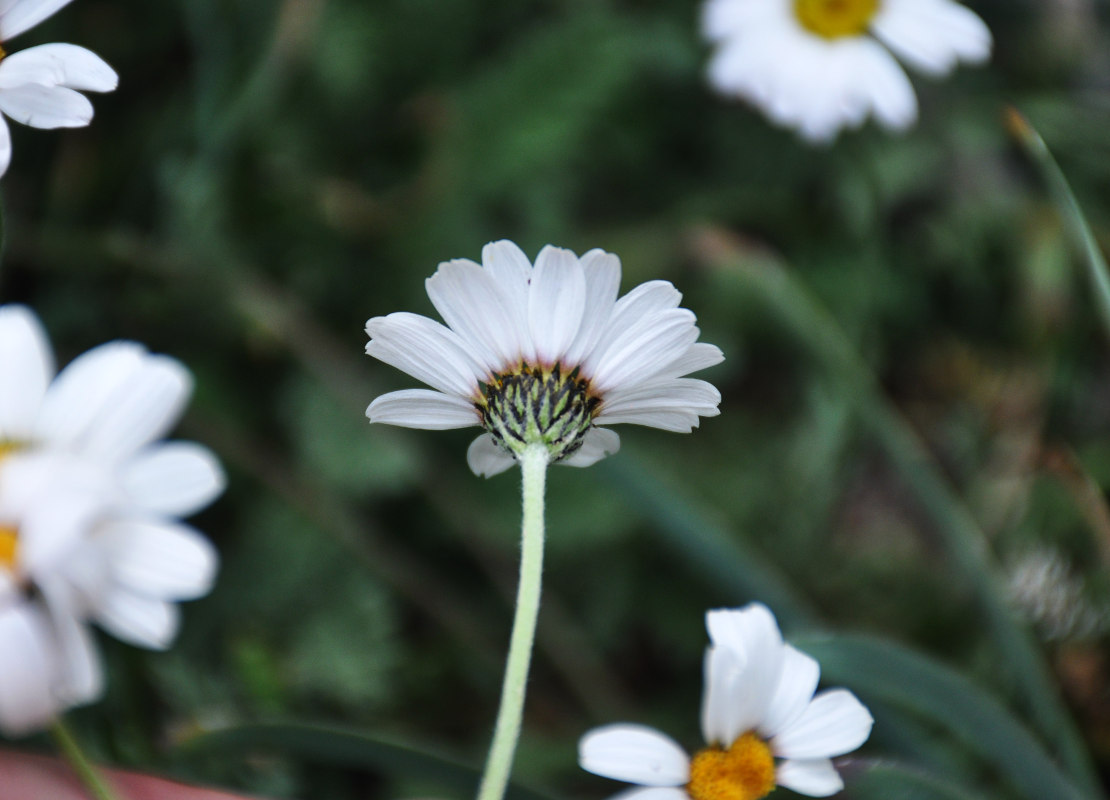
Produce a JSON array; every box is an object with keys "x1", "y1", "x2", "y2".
[
  {"x1": 1007, "y1": 108, "x2": 1110, "y2": 340},
  {"x1": 476, "y1": 445, "x2": 549, "y2": 800},
  {"x1": 719, "y1": 252, "x2": 1101, "y2": 798},
  {"x1": 50, "y1": 719, "x2": 121, "y2": 800}
]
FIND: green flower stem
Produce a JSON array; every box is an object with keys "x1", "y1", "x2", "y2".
[
  {"x1": 476, "y1": 444, "x2": 549, "y2": 800},
  {"x1": 50, "y1": 719, "x2": 122, "y2": 800}
]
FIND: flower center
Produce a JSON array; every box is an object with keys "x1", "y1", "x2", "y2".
[
  {"x1": 687, "y1": 733, "x2": 776, "y2": 800},
  {"x1": 476, "y1": 363, "x2": 600, "y2": 462},
  {"x1": 0, "y1": 441, "x2": 23, "y2": 572},
  {"x1": 793, "y1": 0, "x2": 879, "y2": 38}
]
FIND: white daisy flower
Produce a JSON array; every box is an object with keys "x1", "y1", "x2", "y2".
[
  {"x1": 0, "y1": 0, "x2": 118, "y2": 177},
  {"x1": 580, "y1": 604, "x2": 874, "y2": 799},
  {"x1": 365, "y1": 240, "x2": 724, "y2": 477},
  {"x1": 0, "y1": 305, "x2": 222, "y2": 734},
  {"x1": 702, "y1": 0, "x2": 992, "y2": 142}
]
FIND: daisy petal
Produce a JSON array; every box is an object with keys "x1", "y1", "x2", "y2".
[
  {"x1": 482, "y1": 240, "x2": 535, "y2": 361},
  {"x1": 366, "y1": 312, "x2": 485, "y2": 397},
  {"x1": 529, "y1": 246, "x2": 586, "y2": 365},
  {"x1": 653, "y1": 343, "x2": 725, "y2": 382},
  {"x1": 39, "y1": 580, "x2": 102, "y2": 704},
  {"x1": 367, "y1": 389, "x2": 478, "y2": 429},
  {"x1": 0, "y1": 0, "x2": 76, "y2": 40},
  {"x1": 95, "y1": 591, "x2": 179, "y2": 650},
  {"x1": 0, "y1": 115, "x2": 11, "y2": 177},
  {"x1": 608, "y1": 788, "x2": 690, "y2": 800},
  {"x1": 771, "y1": 688, "x2": 874, "y2": 759},
  {"x1": 706, "y1": 604, "x2": 785, "y2": 737},
  {"x1": 563, "y1": 248, "x2": 622, "y2": 366},
  {"x1": 856, "y1": 40, "x2": 917, "y2": 132},
  {"x1": 78, "y1": 355, "x2": 192, "y2": 462},
  {"x1": 872, "y1": 0, "x2": 991, "y2": 77},
  {"x1": 561, "y1": 427, "x2": 620, "y2": 468},
  {"x1": 589, "y1": 310, "x2": 699, "y2": 394},
  {"x1": 426, "y1": 259, "x2": 522, "y2": 371},
  {"x1": 598, "y1": 379, "x2": 721, "y2": 425},
  {"x1": 119, "y1": 442, "x2": 225, "y2": 517},
  {"x1": 0, "y1": 43, "x2": 117, "y2": 92},
  {"x1": 0, "y1": 604, "x2": 60, "y2": 736},
  {"x1": 701, "y1": 644, "x2": 748, "y2": 746},
  {"x1": 760, "y1": 644, "x2": 820, "y2": 738},
  {"x1": 0, "y1": 82, "x2": 93, "y2": 128},
  {"x1": 466, "y1": 433, "x2": 517, "y2": 477},
  {"x1": 100, "y1": 518, "x2": 218, "y2": 600},
  {"x1": 579, "y1": 724, "x2": 690, "y2": 786},
  {"x1": 775, "y1": 758, "x2": 844, "y2": 797},
  {"x1": 0, "y1": 304, "x2": 53, "y2": 441}
]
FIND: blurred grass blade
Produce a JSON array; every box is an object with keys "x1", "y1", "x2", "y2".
[
  {"x1": 1007, "y1": 107, "x2": 1110, "y2": 338},
  {"x1": 598, "y1": 453, "x2": 818, "y2": 630},
  {"x1": 181, "y1": 723, "x2": 557, "y2": 800},
  {"x1": 712, "y1": 250, "x2": 1101, "y2": 797},
  {"x1": 845, "y1": 761, "x2": 981, "y2": 800},
  {"x1": 796, "y1": 635, "x2": 1087, "y2": 800}
]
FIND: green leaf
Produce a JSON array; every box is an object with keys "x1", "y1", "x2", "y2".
[
  {"x1": 847, "y1": 761, "x2": 983, "y2": 800},
  {"x1": 794, "y1": 634, "x2": 1088, "y2": 800}
]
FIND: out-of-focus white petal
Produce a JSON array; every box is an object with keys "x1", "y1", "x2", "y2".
[
  {"x1": 0, "y1": 304, "x2": 53, "y2": 440},
  {"x1": 760, "y1": 644, "x2": 821, "y2": 738},
  {"x1": 579, "y1": 724, "x2": 690, "y2": 786},
  {"x1": 367, "y1": 389, "x2": 478, "y2": 429},
  {"x1": 120, "y1": 442, "x2": 225, "y2": 517},
  {"x1": 39, "y1": 579, "x2": 102, "y2": 705},
  {"x1": 0, "y1": 43, "x2": 117, "y2": 91},
  {"x1": 0, "y1": 0, "x2": 76, "y2": 40},
  {"x1": 366, "y1": 312, "x2": 486, "y2": 397},
  {"x1": 466, "y1": 433, "x2": 516, "y2": 478},
  {"x1": 77, "y1": 355, "x2": 192, "y2": 462},
  {"x1": 0, "y1": 603, "x2": 61, "y2": 736},
  {"x1": 561, "y1": 427, "x2": 620, "y2": 468},
  {"x1": 94, "y1": 591, "x2": 179, "y2": 650},
  {"x1": 775, "y1": 758, "x2": 844, "y2": 797},
  {"x1": 873, "y1": 0, "x2": 991, "y2": 77},
  {"x1": 0, "y1": 82, "x2": 92, "y2": 128},
  {"x1": 99, "y1": 518, "x2": 218, "y2": 600},
  {"x1": 771, "y1": 688, "x2": 874, "y2": 759},
  {"x1": 700, "y1": 644, "x2": 748, "y2": 746},
  {"x1": 855, "y1": 39, "x2": 917, "y2": 132},
  {"x1": 705, "y1": 604, "x2": 785, "y2": 737}
]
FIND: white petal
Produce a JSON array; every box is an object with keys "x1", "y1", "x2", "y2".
[
  {"x1": 560, "y1": 426, "x2": 620, "y2": 468},
  {"x1": 771, "y1": 689, "x2": 874, "y2": 759},
  {"x1": 653, "y1": 343, "x2": 725, "y2": 382},
  {"x1": 466, "y1": 432, "x2": 517, "y2": 478},
  {"x1": 99, "y1": 518, "x2": 218, "y2": 600},
  {"x1": 0, "y1": 82, "x2": 93, "y2": 128},
  {"x1": 705, "y1": 605, "x2": 785, "y2": 738},
  {"x1": 597, "y1": 379, "x2": 721, "y2": 425},
  {"x1": 0, "y1": 304, "x2": 53, "y2": 440},
  {"x1": 606, "y1": 788, "x2": 689, "y2": 800},
  {"x1": 0, "y1": 0, "x2": 75, "y2": 40},
  {"x1": 34, "y1": 341, "x2": 147, "y2": 447},
  {"x1": 872, "y1": 0, "x2": 991, "y2": 77},
  {"x1": 760, "y1": 645, "x2": 820, "y2": 738},
  {"x1": 528, "y1": 245, "x2": 586, "y2": 365},
  {"x1": 562, "y1": 248, "x2": 622, "y2": 367},
  {"x1": 0, "y1": 43, "x2": 117, "y2": 92},
  {"x1": 94, "y1": 591, "x2": 179, "y2": 650},
  {"x1": 366, "y1": 388, "x2": 478, "y2": 429},
  {"x1": 119, "y1": 442, "x2": 225, "y2": 517},
  {"x1": 855, "y1": 40, "x2": 918, "y2": 132},
  {"x1": 366, "y1": 312, "x2": 485, "y2": 397},
  {"x1": 39, "y1": 579, "x2": 102, "y2": 705},
  {"x1": 0, "y1": 115, "x2": 11, "y2": 177},
  {"x1": 0, "y1": 603, "x2": 61, "y2": 736},
  {"x1": 589, "y1": 310, "x2": 699, "y2": 394},
  {"x1": 426, "y1": 258, "x2": 523, "y2": 372},
  {"x1": 701, "y1": 644, "x2": 749, "y2": 746},
  {"x1": 77, "y1": 355, "x2": 192, "y2": 462},
  {"x1": 593, "y1": 409, "x2": 705, "y2": 433},
  {"x1": 482, "y1": 240, "x2": 535, "y2": 362},
  {"x1": 579, "y1": 724, "x2": 690, "y2": 786},
  {"x1": 775, "y1": 758, "x2": 844, "y2": 797}
]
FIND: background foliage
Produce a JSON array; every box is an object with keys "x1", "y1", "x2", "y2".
[{"x1": 2, "y1": 0, "x2": 1110, "y2": 798}]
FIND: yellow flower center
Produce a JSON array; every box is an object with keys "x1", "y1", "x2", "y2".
[
  {"x1": 0, "y1": 440, "x2": 24, "y2": 572},
  {"x1": 687, "y1": 733, "x2": 777, "y2": 800},
  {"x1": 794, "y1": 0, "x2": 879, "y2": 39}
]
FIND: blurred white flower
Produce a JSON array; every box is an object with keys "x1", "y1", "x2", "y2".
[
  {"x1": 0, "y1": 0, "x2": 118, "y2": 176},
  {"x1": 702, "y1": 0, "x2": 991, "y2": 142},
  {"x1": 365, "y1": 240, "x2": 723, "y2": 477},
  {"x1": 0, "y1": 305, "x2": 222, "y2": 735},
  {"x1": 580, "y1": 604, "x2": 873, "y2": 798},
  {"x1": 1006, "y1": 547, "x2": 1106, "y2": 642}
]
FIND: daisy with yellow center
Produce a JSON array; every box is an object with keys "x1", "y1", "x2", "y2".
[
  {"x1": 580, "y1": 604, "x2": 874, "y2": 798},
  {"x1": 365, "y1": 240, "x2": 723, "y2": 476},
  {"x1": 702, "y1": 0, "x2": 992, "y2": 142}
]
